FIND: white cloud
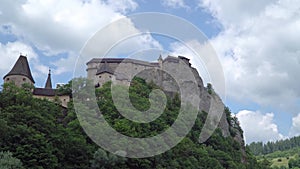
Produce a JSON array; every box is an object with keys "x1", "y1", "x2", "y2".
[
  {"x1": 106, "y1": 0, "x2": 138, "y2": 13},
  {"x1": 0, "y1": 41, "x2": 55, "y2": 82},
  {"x1": 199, "y1": 0, "x2": 300, "y2": 113},
  {"x1": 0, "y1": 0, "x2": 162, "y2": 76},
  {"x1": 0, "y1": 41, "x2": 37, "y2": 76},
  {"x1": 199, "y1": 0, "x2": 277, "y2": 27},
  {"x1": 11, "y1": 0, "x2": 124, "y2": 54},
  {"x1": 236, "y1": 110, "x2": 284, "y2": 143},
  {"x1": 161, "y1": 0, "x2": 189, "y2": 9},
  {"x1": 289, "y1": 113, "x2": 300, "y2": 137}
]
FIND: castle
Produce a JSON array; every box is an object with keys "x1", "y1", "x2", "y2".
[
  {"x1": 4, "y1": 54, "x2": 202, "y2": 109},
  {"x1": 86, "y1": 55, "x2": 196, "y2": 88},
  {"x1": 5, "y1": 54, "x2": 239, "y2": 141},
  {"x1": 3, "y1": 55, "x2": 70, "y2": 107}
]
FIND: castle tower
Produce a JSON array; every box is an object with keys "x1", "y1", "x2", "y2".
[
  {"x1": 45, "y1": 69, "x2": 52, "y2": 89},
  {"x1": 3, "y1": 55, "x2": 35, "y2": 87},
  {"x1": 95, "y1": 61, "x2": 114, "y2": 87}
]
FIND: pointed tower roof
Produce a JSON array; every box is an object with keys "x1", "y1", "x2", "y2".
[
  {"x1": 158, "y1": 54, "x2": 163, "y2": 61},
  {"x1": 96, "y1": 61, "x2": 114, "y2": 75},
  {"x1": 45, "y1": 69, "x2": 52, "y2": 89},
  {"x1": 4, "y1": 55, "x2": 35, "y2": 83}
]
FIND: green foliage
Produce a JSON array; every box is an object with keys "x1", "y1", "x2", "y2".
[
  {"x1": 252, "y1": 145, "x2": 300, "y2": 168},
  {"x1": 90, "y1": 77, "x2": 260, "y2": 169},
  {"x1": 95, "y1": 78, "x2": 179, "y2": 138},
  {"x1": 0, "y1": 78, "x2": 261, "y2": 168},
  {"x1": 248, "y1": 136, "x2": 300, "y2": 156},
  {"x1": 0, "y1": 151, "x2": 24, "y2": 169},
  {"x1": 0, "y1": 82, "x2": 97, "y2": 168},
  {"x1": 91, "y1": 149, "x2": 126, "y2": 169},
  {"x1": 289, "y1": 156, "x2": 300, "y2": 169},
  {"x1": 56, "y1": 81, "x2": 72, "y2": 96}
]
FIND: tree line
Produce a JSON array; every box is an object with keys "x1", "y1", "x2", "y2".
[{"x1": 248, "y1": 136, "x2": 300, "y2": 156}]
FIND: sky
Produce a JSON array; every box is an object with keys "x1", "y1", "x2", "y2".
[{"x1": 0, "y1": 0, "x2": 300, "y2": 144}]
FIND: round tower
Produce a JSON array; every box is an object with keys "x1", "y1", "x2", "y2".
[{"x1": 3, "y1": 55, "x2": 35, "y2": 87}]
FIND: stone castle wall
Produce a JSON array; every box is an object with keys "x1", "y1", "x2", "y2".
[
  {"x1": 33, "y1": 95, "x2": 70, "y2": 108},
  {"x1": 4, "y1": 75, "x2": 34, "y2": 87}
]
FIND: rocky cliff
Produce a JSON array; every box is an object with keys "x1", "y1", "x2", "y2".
[{"x1": 135, "y1": 56, "x2": 246, "y2": 162}]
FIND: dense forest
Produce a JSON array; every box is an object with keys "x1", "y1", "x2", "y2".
[
  {"x1": 248, "y1": 136, "x2": 300, "y2": 155},
  {"x1": 248, "y1": 136, "x2": 300, "y2": 169},
  {"x1": 0, "y1": 78, "x2": 268, "y2": 168}
]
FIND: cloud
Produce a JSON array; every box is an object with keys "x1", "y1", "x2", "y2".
[
  {"x1": 289, "y1": 113, "x2": 300, "y2": 137},
  {"x1": 199, "y1": 0, "x2": 300, "y2": 113},
  {"x1": 0, "y1": 0, "x2": 124, "y2": 55},
  {"x1": 161, "y1": 0, "x2": 189, "y2": 9},
  {"x1": 236, "y1": 110, "x2": 284, "y2": 143},
  {"x1": 199, "y1": 0, "x2": 277, "y2": 27},
  {"x1": 0, "y1": 0, "x2": 162, "y2": 76},
  {"x1": 0, "y1": 41, "x2": 37, "y2": 77},
  {"x1": 106, "y1": 0, "x2": 138, "y2": 13},
  {"x1": 0, "y1": 40, "x2": 56, "y2": 83}
]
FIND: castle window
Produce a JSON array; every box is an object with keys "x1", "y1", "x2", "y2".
[
  {"x1": 109, "y1": 75, "x2": 111, "y2": 78},
  {"x1": 23, "y1": 78, "x2": 26, "y2": 81},
  {"x1": 6, "y1": 78, "x2": 9, "y2": 81},
  {"x1": 99, "y1": 76, "x2": 101, "y2": 78}
]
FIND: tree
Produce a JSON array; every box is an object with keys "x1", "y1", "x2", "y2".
[
  {"x1": 91, "y1": 149, "x2": 126, "y2": 169},
  {"x1": 0, "y1": 151, "x2": 23, "y2": 169},
  {"x1": 207, "y1": 83, "x2": 213, "y2": 94}
]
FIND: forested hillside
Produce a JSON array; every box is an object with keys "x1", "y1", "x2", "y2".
[
  {"x1": 248, "y1": 136, "x2": 300, "y2": 169},
  {"x1": 0, "y1": 78, "x2": 266, "y2": 168},
  {"x1": 248, "y1": 136, "x2": 300, "y2": 155}
]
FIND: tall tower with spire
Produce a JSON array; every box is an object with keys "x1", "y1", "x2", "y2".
[
  {"x1": 45, "y1": 69, "x2": 52, "y2": 89},
  {"x1": 3, "y1": 55, "x2": 35, "y2": 87}
]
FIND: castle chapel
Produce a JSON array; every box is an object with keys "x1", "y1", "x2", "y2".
[{"x1": 3, "y1": 55, "x2": 70, "y2": 107}]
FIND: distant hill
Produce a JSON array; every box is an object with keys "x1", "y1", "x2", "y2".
[
  {"x1": 248, "y1": 136, "x2": 300, "y2": 169},
  {"x1": 248, "y1": 136, "x2": 300, "y2": 155}
]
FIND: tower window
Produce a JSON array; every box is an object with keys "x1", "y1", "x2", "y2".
[
  {"x1": 6, "y1": 78, "x2": 9, "y2": 81},
  {"x1": 23, "y1": 78, "x2": 26, "y2": 81},
  {"x1": 109, "y1": 75, "x2": 112, "y2": 78},
  {"x1": 99, "y1": 76, "x2": 101, "y2": 78}
]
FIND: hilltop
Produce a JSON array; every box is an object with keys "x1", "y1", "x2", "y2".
[
  {"x1": 0, "y1": 77, "x2": 270, "y2": 168},
  {"x1": 0, "y1": 55, "x2": 267, "y2": 168}
]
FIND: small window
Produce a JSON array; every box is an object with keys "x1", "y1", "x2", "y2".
[
  {"x1": 63, "y1": 99, "x2": 66, "y2": 102},
  {"x1": 99, "y1": 76, "x2": 101, "y2": 78},
  {"x1": 23, "y1": 78, "x2": 26, "y2": 81},
  {"x1": 6, "y1": 78, "x2": 9, "y2": 81},
  {"x1": 109, "y1": 75, "x2": 112, "y2": 78}
]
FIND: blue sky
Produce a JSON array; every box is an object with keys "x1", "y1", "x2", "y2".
[{"x1": 0, "y1": 0, "x2": 300, "y2": 144}]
